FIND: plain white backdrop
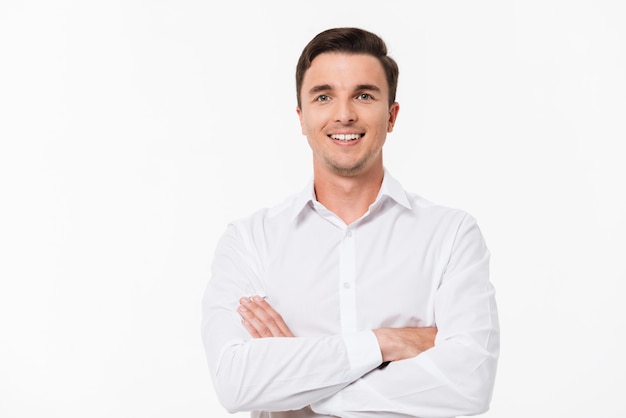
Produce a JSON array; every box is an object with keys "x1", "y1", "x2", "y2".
[{"x1": 1, "y1": 1, "x2": 624, "y2": 417}]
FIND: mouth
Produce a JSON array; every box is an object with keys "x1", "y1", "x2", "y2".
[{"x1": 328, "y1": 133, "x2": 364, "y2": 142}]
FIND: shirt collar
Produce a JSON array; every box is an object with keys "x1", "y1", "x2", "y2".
[
  {"x1": 377, "y1": 168, "x2": 412, "y2": 210},
  {"x1": 289, "y1": 168, "x2": 412, "y2": 222},
  {"x1": 290, "y1": 177, "x2": 316, "y2": 222}
]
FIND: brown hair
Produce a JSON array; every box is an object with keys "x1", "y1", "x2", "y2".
[{"x1": 295, "y1": 27, "x2": 399, "y2": 108}]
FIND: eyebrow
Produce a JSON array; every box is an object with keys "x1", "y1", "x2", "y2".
[
  {"x1": 355, "y1": 84, "x2": 381, "y2": 93},
  {"x1": 308, "y1": 84, "x2": 332, "y2": 95},
  {"x1": 307, "y1": 84, "x2": 382, "y2": 95}
]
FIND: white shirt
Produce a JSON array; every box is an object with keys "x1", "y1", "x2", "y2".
[{"x1": 202, "y1": 170, "x2": 499, "y2": 418}]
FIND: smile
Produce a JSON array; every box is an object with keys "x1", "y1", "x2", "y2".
[{"x1": 329, "y1": 133, "x2": 364, "y2": 141}]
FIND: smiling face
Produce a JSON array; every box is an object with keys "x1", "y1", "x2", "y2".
[{"x1": 297, "y1": 52, "x2": 400, "y2": 178}]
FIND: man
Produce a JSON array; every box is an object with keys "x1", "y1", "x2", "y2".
[{"x1": 202, "y1": 27, "x2": 499, "y2": 418}]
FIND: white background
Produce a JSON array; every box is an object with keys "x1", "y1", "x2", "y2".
[{"x1": 1, "y1": 1, "x2": 624, "y2": 417}]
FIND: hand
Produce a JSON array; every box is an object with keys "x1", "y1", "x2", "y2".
[
  {"x1": 373, "y1": 327, "x2": 437, "y2": 362},
  {"x1": 237, "y1": 296, "x2": 294, "y2": 338}
]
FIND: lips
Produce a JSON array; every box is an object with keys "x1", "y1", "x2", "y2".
[{"x1": 329, "y1": 133, "x2": 364, "y2": 141}]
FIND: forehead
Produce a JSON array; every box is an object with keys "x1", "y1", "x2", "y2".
[{"x1": 302, "y1": 52, "x2": 388, "y2": 92}]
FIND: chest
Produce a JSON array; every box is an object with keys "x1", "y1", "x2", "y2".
[{"x1": 260, "y1": 222, "x2": 446, "y2": 335}]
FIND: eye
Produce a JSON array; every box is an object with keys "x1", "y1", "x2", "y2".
[
  {"x1": 316, "y1": 94, "x2": 330, "y2": 102},
  {"x1": 358, "y1": 93, "x2": 372, "y2": 100}
]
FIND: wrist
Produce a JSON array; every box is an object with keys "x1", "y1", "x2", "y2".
[{"x1": 372, "y1": 328, "x2": 393, "y2": 362}]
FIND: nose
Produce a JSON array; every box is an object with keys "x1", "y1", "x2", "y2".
[{"x1": 335, "y1": 99, "x2": 357, "y2": 123}]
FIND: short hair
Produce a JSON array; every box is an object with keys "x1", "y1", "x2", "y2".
[{"x1": 295, "y1": 27, "x2": 399, "y2": 108}]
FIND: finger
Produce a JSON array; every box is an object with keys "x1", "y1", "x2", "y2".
[
  {"x1": 238, "y1": 296, "x2": 294, "y2": 338},
  {"x1": 238, "y1": 297, "x2": 283, "y2": 338},
  {"x1": 247, "y1": 296, "x2": 288, "y2": 337},
  {"x1": 237, "y1": 299, "x2": 271, "y2": 338},
  {"x1": 251, "y1": 296, "x2": 294, "y2": 337},
  {"x1": 253, "y1": 297, "x2": 294, "y2": 337},
  {"x1": 240, "y1": 316, "x2": 261, "y2": 338}
]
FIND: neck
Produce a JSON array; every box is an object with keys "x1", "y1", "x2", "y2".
[{"x1": 313, "y1": 164, "x2": 384, "y2": 225}]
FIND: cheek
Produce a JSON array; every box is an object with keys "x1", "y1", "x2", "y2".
[
  {"x1": 300, "y1": 116, "x2": 312, "y2": 136},
  {"x1": 375, "y1": 115, "x2": 392, "y2": 133},
  {"x1": 300, "y1": 113, "x2": 325, "y2": 136},
  {"x1": 300, "y1": 119, "x2": 307, "y2": 135}
]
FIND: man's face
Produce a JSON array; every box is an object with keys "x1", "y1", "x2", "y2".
[{"x1": 297, "y1": 52, "x2": 399, "y2": 178}]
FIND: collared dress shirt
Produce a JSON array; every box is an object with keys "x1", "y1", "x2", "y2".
[{"x1": 202, "y1": 169, "x2": 499, "y2": 418}]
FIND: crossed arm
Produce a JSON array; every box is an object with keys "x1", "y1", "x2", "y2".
[
  {"x1": 204, "y1": 217, "x2": 499, "y2": 416},
  {"x1": 238, "y1": 295, "x2": 437, "y2": 363}
]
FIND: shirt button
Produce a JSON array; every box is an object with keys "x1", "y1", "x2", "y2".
[
  {"x1": 346, "y1": 231, "x2": 352, "y2": 237},
  {"x1": 343, "y1": 282, "x2": 350, "y2": 289}
]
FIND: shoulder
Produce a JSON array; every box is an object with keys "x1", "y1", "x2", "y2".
[
  {"x1": 383, "y1": 170, "x2": 475, "y2": 227},
  {"x1": 397, "y1": 191, "x2": 489, "y2": 261},
  {"x1": 404, "y1": 190, "x2": 475, "y2": 225},
  {"x1": 227, "y1": 192, "x2": 301, "y2": 238}
]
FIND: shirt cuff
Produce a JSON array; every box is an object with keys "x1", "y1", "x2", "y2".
[{"x1": 342, "y1": 330, "x2": 383, "y2": 374}]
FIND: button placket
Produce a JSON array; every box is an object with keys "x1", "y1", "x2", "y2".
[{"x1": 339, "y1": 228, "x2": 357, "y2": 333}]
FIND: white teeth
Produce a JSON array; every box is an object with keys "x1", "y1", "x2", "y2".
[{"x1": 331, "y1": 134, "x2": 362, "y2": 141}]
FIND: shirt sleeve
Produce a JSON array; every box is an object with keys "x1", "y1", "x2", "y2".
[
  {"x1": 311, "y1": 214, "x2": 500, "y2": 418},
  {"x1": 201, "y1": 224, "x2": 383, "y2": 413}
]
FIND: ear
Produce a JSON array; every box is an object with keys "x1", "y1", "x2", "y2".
[
  {"x1": 387, "y1": 102, "x2": 400, "y2": 133},
  {"x1": 296, "y1": 106, "x2": 307, "y2": 135}
]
